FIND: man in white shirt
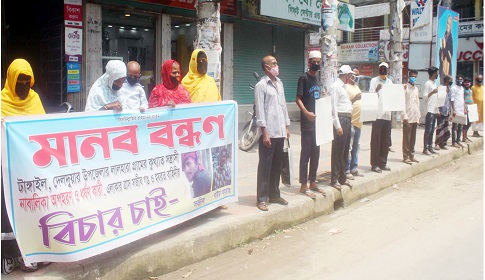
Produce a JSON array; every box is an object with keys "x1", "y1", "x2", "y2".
[
  {"x1": 369, "y1": 62, "x2": 393, "y2": 173},
  {"x1": 402, "y1": 70, "x2": 421, "y2": 164},
  {"x1": 422, "y1": 66, "x2": 439, "y2": 155},
  {"x1": 329, "y1": 65, "x2": 354, "y2": 190},
  {"x1": 450, "y1": 74, "x2": 467, "y2": 148},
  {"x1": 121, "y1": 61, "x2": 148, "y2": 111}
]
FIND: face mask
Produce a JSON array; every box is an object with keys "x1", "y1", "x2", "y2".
[
  {"x1": 449, "y1": 81, "x2": 453, "y2": 86},
  {"x1": 477, "y1": 80, "x2": 482, "y2": 84},
  {"x1": 464, "y1": 82, "x2": 472, "y2": 88},
  {"x1": 310, "y1": 64, "x2": 320, "y2": 71},
  {"x1": 353, "y1": 75, "x2": 360, "y2": 84},
  {"x1": 126, "y1": 76, "x2": 140, "y2": 86},
  {"x1": 379, "y1": 67, "x2": 387, "y2": 75},
  {"x1": 457, "y1": 80, "x2": 463, "y2": 86},
  {"x1": 170, "y1": 76, "x2": 180, "y2": 86},
  {"x1": 112, "y1": 84, "x2": 122, "y2": 91},
  {"x1": 269, "y1": 65, "x2": 279, "y2": 77},
  {"x1": 15, "y1": 83, "x2": 30, "y2": 100},
  {"x1": 409, "y1": 77, "x2": 417, "y2": 84}
]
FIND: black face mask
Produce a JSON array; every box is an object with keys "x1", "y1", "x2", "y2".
[
  {"x1": 112, "y1": 84, "x2": 122, "y2": 91},
  {"x1": 310, "y1": 64, "x2": 320, "y2": 71},
  {"x1": 15, "y1": 83, "x2": 30, "y2": 100},
  {"x1": 126, "y1": 76, "x2": 140, "y2": 86},
  {"x1": 477, "y1": 80, "x2": 483, "y2": 84},
  {"x1": 379, "y1": 68, "x2": 387, "y2": 75},
  {"x1": 170, "y1": 76, "x2": 180, "y2": 86}
]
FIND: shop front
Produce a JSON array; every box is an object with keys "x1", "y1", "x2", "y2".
[{"x1": 457, "y1": 37, "x2": 484, "y2": 79}]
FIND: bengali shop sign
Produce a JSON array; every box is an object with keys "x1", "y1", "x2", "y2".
[
  {"x1": 134, "y1": 0, "x2": 237, "y2": 16},
  {"x1": 260, "y1": 0, "x2": 321, "y2": 26},
  {"x1": 1, "y1": 102, "x2": 238, "y2": 265},
  {"x1": 339, "y1": 41, "x2": 379, "y2": 63}
]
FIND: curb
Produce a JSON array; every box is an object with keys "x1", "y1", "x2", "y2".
[{"x1": 6, "y1": 138, "x2": 483, "y2": 280}]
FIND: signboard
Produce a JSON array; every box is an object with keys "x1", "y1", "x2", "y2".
[
  {"x1": 338, "y1": 2, "x2": 355, "y2": 32},
  {"x1": 359, "y1": 64, "x2": 373, "y2": 76},
  {"x1": 380, "y1": 41, "x2": 410, "y2": 62},
  {"x1": 65, "y1": 27, "x2": 83, "y2": 63},
  {"x1": 64, "y1": 0, "x2": 83, "y2": 28},
  {"x1": 435, "y1": 6, "x2": 459, "y2": 84},
  {"x1": 410, "y1": 0, "x2": 433, "y2": 42},
  {"x1": 1, "y1": 102, "x2": 238, "y2": 265},
  {"x1": 459, "y1": 21, "x2": 484, "y2": 36},
  {"x1": 260, "y1": 0, "x2": 321, "y2": 26},
  {"x1": 339, "y1": 41, "x2": 378, "y2": 63},
  {"x1": 135, "y1": 0, "x2": 237, "y2": 17},
  {"x1": 457, "y1": 37, "x2": 483, "y2": 62},
  {"x1": 66, "y1": 62, "x2": 81, "y2": 92}
]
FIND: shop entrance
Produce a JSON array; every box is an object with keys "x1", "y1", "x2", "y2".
[{"x1": 170, "y1": 16, "x2": 197, "y2": 76}]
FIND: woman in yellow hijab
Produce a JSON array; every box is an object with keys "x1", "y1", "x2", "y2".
[
  {"x1": 1, "y1": 59, "x2": 45, "y2": 117},
  {"x1": 181, "y1": 49, "x2": 221, "y2": 103}
]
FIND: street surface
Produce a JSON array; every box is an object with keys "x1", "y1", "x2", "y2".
[{"x1": 158, "y1": 150, "x2": 483, "y2": 280}]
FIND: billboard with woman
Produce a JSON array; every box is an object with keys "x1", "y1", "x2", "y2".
[{"x1": 436, "y1": 6, "x2": 459, "y2": 84}]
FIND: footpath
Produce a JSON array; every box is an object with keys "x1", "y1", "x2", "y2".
[{"x1": 4, "y1": 121, "x2": 483, "y2": 280}]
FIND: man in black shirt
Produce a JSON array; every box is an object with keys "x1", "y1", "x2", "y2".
[{"x1": 296, "y1": 50, "x2": 326, "y2": 198}]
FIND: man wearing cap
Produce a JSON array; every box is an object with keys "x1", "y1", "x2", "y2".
[
  {"x1": 329, "y1": 65, "x2": 355, "y2": 190},
  {"x1": 295, "y1": 50, "x2": 326, "y2": 198},
  {"x1": 182, "y1": 151, "x2": 212, "y2": 198},
  {"x1": 369, "y1": 62, "x2": 393, "y2": 173}
]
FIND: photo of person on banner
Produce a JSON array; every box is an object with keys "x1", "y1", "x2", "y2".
[
  {"x1": 211, "y1": 145, "x2": 232, "y2": 191},
  {"x1": 436, "y1": 7, "x2": 459, "y2": 84},
  {"x1": 182, "y1": 150, "x2": 213, "y2": 198}
]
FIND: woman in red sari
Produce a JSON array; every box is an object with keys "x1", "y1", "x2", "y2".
[{"x1": 149, "y1": 60, "x2": 191, "y2": 108}]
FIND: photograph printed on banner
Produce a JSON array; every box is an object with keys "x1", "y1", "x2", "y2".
[
  {"x1": 181, "y1": 149, "x2": 213, "y2": 198},
  {"x1": 211, "y1": 144, "x2": 232, "y2": 191}
]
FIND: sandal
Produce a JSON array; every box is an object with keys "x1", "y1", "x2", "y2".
[
  {"x1": 330, "y1": 182, "x2": 342, "y2": 191},
  {"x1": 342, "y1": 180, "x2": 353, "y2": 188},
  {"x1": 309, "y1": 187, "x2": 326, "y2": 196},
  {"x1": 257, "y1": 202, "x2": 268, "y2": 211},
  {"x1": 300, "y1": 189, "x2": 316, "y2": 198}
]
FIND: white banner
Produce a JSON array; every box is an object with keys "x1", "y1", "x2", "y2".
[
  {"x1": 315, "y1": 97, "x2": 334, "y2": 146},
  {"x1": 436, "y1": 86, "x2": 447, "y2": 107},
  {"x1": 359, "y1": 92, "x2": 378, "y2": 122},
  {"x1": 382, "y1": 84, "x2": 405, "y2": 112},
  {"x1": 468, "y1": 104, "x2": 479, "y2": 123}
]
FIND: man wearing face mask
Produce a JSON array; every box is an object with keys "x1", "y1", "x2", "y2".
[
  {"x1": 254, "y1": 55, "x2": 291, "y2": 211},
  {"x1": 182, "y1": 49, "x2": 221, "y2": 103},
  {"x1": 295, "y1": 50, "x2": 325, "y2": 198},
  {"x1": 369, "y1": 62, "x2": 393, "y2": 173},
  {"x1": 450, "y1": 74, "x2": 466, "y2": 148},
  {"x1": 329, "y1": 65, "x2": 355, "y2": 190},
  {"x1": 121, "y1": 61, "x2": 148, "y2": 112},
  {"x1": 401, "y1": 70, "x2": 421, "y2": 164},
  {"x1": 471, "y1": 75, "x2": 483, "y2": 137},
  {"x1": 422, "y1": 66, "x2": 439, "y2": 155},
  {"x1": 85, "y1": 60, "x2": 126, "y2": 112},
  {"x1": 345, "y1": 66, "x2": 364, "y2": 179}
]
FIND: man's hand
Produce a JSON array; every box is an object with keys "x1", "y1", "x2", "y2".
[
  {"x1": 376, "y1": 84, "x2": 382, "y2": 92},
  {"x1": 336, "y1": 128, "x2": 343, "y2": 136},
  {"x1": 464, "y1": 107, "x2": 468, "y2": 115},
  {"x1": 139, "y1": 107, "x2": 146, "y2": 113},
  {"x1": 263, "y1": 133, "x2": 271, "y2": 147},
  {"x1": 305, "y1": 111, "x2": 316, "y2": 122},
  {"x1": 105, "y1": 101, "x2": 123, "y2": 111},
  {"x1": 430, "y1": 88, "x2": 438, "y2": 95},
  {"x1": 286, "y1": 127, "x2": 291, "y2": 139},
  {"x1": 167, "y1": 100, "x2": 176, "y2": 107},
  {"x1": 404, "y1": 84, "x2": 407, "y2": 90},
  {"x1": 352, "y1": 93, "x2": 362, "y2": 103},
  {"x1": 436, "y1": 112, "x2": 441, "y2": 118},
  {"x1": 403, "y1": 119, "x2": 408, "y2": 124}
]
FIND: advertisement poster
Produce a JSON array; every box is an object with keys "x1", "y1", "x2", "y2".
[
  {"x1": 435, "y1": 6, "x2": 459, "y2": 84},
  {"x1": 65, "y1": 27, "x2": 83, "y2": 63},
  {"x1": 339, "y1": 41, "x2": 378, "y2": 63},
  {"x1": 338, "y1": 2, "x2": 354, "y2": 32},
  {"x1": 66, "y1": 62, "x2": 81, "y2": 93},
  {"x1": 410, "y1": 0, "x2": 432, "y2": 42},
  {"x1": 260, "y1": 0, "x2": 321, "y2": 26},
  {"x1": 64, "y1": 0, "x2": 82, "y2": 28},
  {"x1": 1, "y1": 102, "x2": 238, "y2": 265}
]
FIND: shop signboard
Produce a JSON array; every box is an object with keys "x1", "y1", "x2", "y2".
[
  {"x1": 134, "y1": 0, "x2": 237, "y2": 17},
  {"x1": 64, "y1": 0, "x2": 82, "y2": 28},
  {"x1": 66, "y1": 62, "x2": 81, "y2": 93},
  {"x1": 459, "y1": 21, "x2": 484, "y2": 36},
  {"x1": 410, "y1": 0, "x2": 433, "y2": 42},
  {"x1": 339, "y1": 41, "x2": 379, "y2": 63},
  {"x1": 260, "y1": 0, "x2": 321, "y2": 26},
  {"x1": 435, "y1": 6, "x2": 459, "y2": 84},
  {"x1": 65, "y1": 27, "x2": 82, "y2": 63},
  {"x1": 457, "y1": 37, "x2": 483, "y2": 62}
]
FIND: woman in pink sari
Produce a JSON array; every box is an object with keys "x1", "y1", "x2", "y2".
[{"x1": 149, "y1": 60, "x2": 191, "y2": 108}]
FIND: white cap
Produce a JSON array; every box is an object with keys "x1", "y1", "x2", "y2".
[
  {"x1": 379, "y1": 62, "x2": 389, "y2": 68},
  {"x1": 338, "y1": 65, "x2": 355, "y2": 74},
  {"x1": 308, "y1": 50, "x2": 322, "y2": 59}
]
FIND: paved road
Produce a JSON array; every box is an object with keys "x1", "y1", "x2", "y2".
[{"x1": 158, "y1": 150, "x2": 483, "y2": 280}]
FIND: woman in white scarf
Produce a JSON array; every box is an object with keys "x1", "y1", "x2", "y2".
[{"x1": 85, "y1": 60, "x2": 127, "y2": 111}]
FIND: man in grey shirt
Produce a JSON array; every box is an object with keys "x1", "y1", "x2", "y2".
[{"x1": 254, "y1": 55, "x2": 291, "y2": 211}]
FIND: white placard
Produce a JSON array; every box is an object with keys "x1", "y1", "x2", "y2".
[
  {"x1": 382, "y1": 84, "x2": 405, "y2": 112},
  {"x1": 468, "y1": 104, "x2": 479, "y2": 123},
  {"x1": 452, "y1": 113, "x2": 468, "y2": 125},
  {"x1": 436, "y1": 86, "x2": 447, "y2": 107},
  {"x1": 359, "y1": 92, "x2": 378, "y2": 122},
  {"x1": 315, "y1": 96, "x2": 334, "y2": 146}
]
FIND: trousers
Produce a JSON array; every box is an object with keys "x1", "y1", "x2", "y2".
[{"x1": 256, "y1": 136, "x2": 284, "y2": 203}]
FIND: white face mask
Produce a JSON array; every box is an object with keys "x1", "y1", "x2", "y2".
[{"x1": 266, "y1": 64, "x2": 279, "y2": 77}]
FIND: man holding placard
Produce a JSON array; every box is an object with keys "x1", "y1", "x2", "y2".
[
  {"x1": 422, "y1": 67, "x2": 439, "y2": 155},
  {"x1": 402, "y1": 70, "x2": 421, "y2": 164},
  {"x1": 369, "y1": 62, "x2": 393, "y2": 173},
  {"x1": 435, "y1": 75, "x2": 453, "y2": 150},
  {"x1": 450, "y1": 74, "x2": 466, "y2": 148}
]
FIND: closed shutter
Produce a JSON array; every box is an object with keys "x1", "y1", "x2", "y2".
[
  {"x1": 274, "y1": 25, "x2": 305, "y2": 102},
  {"x1": 233, "y1": 20, "x2": 273, "y2": 104}
]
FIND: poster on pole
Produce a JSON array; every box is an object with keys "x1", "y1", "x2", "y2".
[
  {"x1": 315, "y1": 96, "x2": 334, "y2": 146},
  {"x1": 1, "y1": 102, "x2": 238, "y2": 265},
  {"x1": 468, "y1": 104, "x2": 479, "y2": 123},
  {"x1": 435, "y1": 6, "x2": 459, "y2": 85},
  {"x1": 338, "y1": 2, "x2": 355, "y2": 32},
  {"x1": 435, "y1": 86, "x2": 447, "y2": 107},
  {"x1": 65, "y1": 27, "x2": 82, "y2": 63},
  {"x1": 381, "y1": 84, "x2": 405, "y2": 112},
  {"x1": 359, "y1": 92, "x2": 378, "y2": 122}
]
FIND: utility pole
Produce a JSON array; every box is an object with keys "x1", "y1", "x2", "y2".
[
  {"x1": 194, "y1": 0, "x2": 222, "y2": 89},
  {"x1": 389, "y1": 0, "x2": 404, "y2": 128},
  {"x1": 320, "y1": 0, "x2": 339, "y2": 96}
]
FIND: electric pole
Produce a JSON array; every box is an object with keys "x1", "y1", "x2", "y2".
[
  {"x1": 194, "y1": 0, "x2": 222, "y2": 89},
  {"x1": 389, "y1": 0, "x2": 404, "y2": 128},
  {"x1": 320, "y1": 0, "x2": 339, "y2": 96}
]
